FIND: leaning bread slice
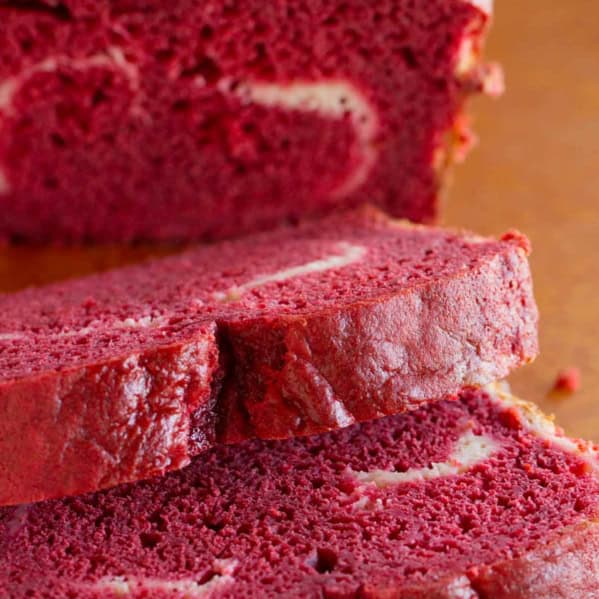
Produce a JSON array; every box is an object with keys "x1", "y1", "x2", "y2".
[
  {"x1": 1, "y1": 385, "x2": 597, "y2": 598},
  {"x1": 0, "y1": 208, "x2": 537, "y2": 505}
]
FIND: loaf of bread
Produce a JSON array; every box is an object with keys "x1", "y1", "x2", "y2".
[{"x1": 0, "y1": 0, "x2": 498, "y2": 241}]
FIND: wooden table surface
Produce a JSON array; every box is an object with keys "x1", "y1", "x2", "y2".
[
  {"x1": 447, "y1": 0, "x2": 599, "y2": 439},
  {"x1": 0, "y1": 1, "x2": 597, "y2": 438}
]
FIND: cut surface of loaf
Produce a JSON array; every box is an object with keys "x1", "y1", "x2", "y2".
[
  {"x1": 0, "y1": 209, "x2": 538, "y2": 505},
  {"x1": 1, "y1": 386, "x2": 597, "y2": 598},
  {"x1": 0, "y1": 0, "x2": 497, "y2": 242}
]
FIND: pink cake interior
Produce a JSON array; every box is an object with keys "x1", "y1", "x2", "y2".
[
  {"x1": 1, "y1": 388, "x2": 597, "y2": 598},
  {"x1": 0, "y1": 0, "x2": 491, "y2": 241}
]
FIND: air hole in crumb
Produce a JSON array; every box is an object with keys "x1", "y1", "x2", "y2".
[
  {"x1": 50, "y1": 133, "x2": 66, "y2": 147},
  {"x1": 20, "y1": 38, "x2": 34, "y2": 53},
  {"x1": 205, "y1": 520, "x2": 225, "y2": 532},
  {"x1": 400, "y1": 47, "x2": 418, "y2": 69},
  {"x1": 182, "y1": 56, "x2": 222, "y2": 83},
  {"x1": 91, "y1": 89, "x2": 107, "y2": 106},
  {"x1": 459, "y1": 515, "x2": 475, "y2": 533},
  {"x1": 155, "y1": 48, "x2": 175, "y2": 64},
  {"x1": 172, "y1": 100, "x2": 191, "y2": 112},
  {"x1": 313, "y1": 547, "x2": 338, "y2": 573},
  {"x1": 139, "y1": 531, "x2": 161, "y2": 549},
  {"x1": 200, "y1": 25, "x2": 214, "y2": 40},
  {"x1": 6, "y1": 1, "x2": 72, "y2": 20},
  {"x1": 148, "y1": 511, "x2": 168, "y2": 532},
  {"x1": 44, "y1": 177, "x2": 59, "y2": 190}
]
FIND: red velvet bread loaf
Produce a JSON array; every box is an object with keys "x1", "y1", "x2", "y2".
[
  {"x1": 0, "y1": 0, "x2": 499, "y2": 242},
  {"x1": 2, "y1": 385, "x2": 597, "y2": 598},
  {"x1": 0, "y1": 209, "x2": 538, "y2": 506}
]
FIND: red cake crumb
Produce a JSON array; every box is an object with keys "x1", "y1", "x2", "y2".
[
  {"x1": 500, "y1": 229, "x2": 532, "y2": 255},
  {"x1": 0, "y1": 387, "x2": 597, "y2": 598},
  {"x1": 553, "y1": 367, "x2": 581, "y2": 394},
  {"x1": 0, "y1": 209, "x2": 539, "y2": 506},
  {"x1": 0, "y1": 0, "x2": 496, "y2": 242}
]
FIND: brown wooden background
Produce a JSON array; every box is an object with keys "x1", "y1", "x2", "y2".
[
  {"x1": 1, "y1": 0, "x2": 597, "y2": 438},
  {"x1": 447, "y1": 0, "x2": 599, "y2": 439}
]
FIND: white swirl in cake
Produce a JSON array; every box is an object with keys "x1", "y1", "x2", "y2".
[
  {"x1": 218, "y1": 78, "x2": 379, "y2": 198},
  {"x1": 212, "y1": 241, "x2": 366, "y2": 302},
  {"x1": 352, "y1": 430, "x2": 499, "y2": 487}
]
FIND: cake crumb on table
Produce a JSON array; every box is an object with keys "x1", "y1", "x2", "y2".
[{"x1": 553, "y1": 367, "x2": 581, "y2": 394}]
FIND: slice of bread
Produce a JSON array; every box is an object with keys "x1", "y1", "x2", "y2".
[
  {"x1": 1, "y1": 385, "x2": 597, "y2": 598},
  {"x1": 0, "y1": 209, "x2": 537, "y2": 505}
]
